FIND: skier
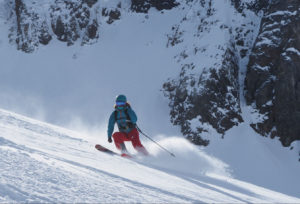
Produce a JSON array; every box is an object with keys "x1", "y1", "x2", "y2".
[{"x1": 107, "y1": 94, "x2": 148, "y2": 156}]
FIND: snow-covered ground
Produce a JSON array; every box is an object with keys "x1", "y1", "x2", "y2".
[{"x1": 0, "y1": 108, "x2": 299, "y2": 203}]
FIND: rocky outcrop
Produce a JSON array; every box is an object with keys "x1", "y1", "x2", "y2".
[
  {"x1": 7, "y1": 0, "x2": 123, "y2": 52},
  {"x1": 230, "y1": 0, "x2": 269, "y2": 14},
  {"x1": 131, "y1": 0, "x2": 179, "y2": 13},
  {"x1": 102, "y1": 5, "x2": 121, "y2": 25},
  {"x1": 244, "y1": 0, "x2": 300, "y2": 146},
  {"x1": 9, "y1": 0, "x2": 52, "y2": 52},
  {"x1": 162, "y1": 0, "x2": 260, "y2": 145},
  {"x1": 7, "y1": 0, "x2": 179, "y2": 53},
  {"x1": 50, "y1": 0, "x2": 100, "y2": 46},
  {"x1": 163, "y1": 44, "x2": 243, "y2": 145}
]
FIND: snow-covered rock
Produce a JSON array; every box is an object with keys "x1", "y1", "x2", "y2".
[
  {"x1": 5, "y1": 0, "x2": 125, "y2": 52},
  {"x1": 244, "y1": 0, "x2": 300, "y2": 146},
  {"x1": 163, "y1": 0, "x2": 260, "y2": 144},
  {"x1": 5, "y1": 0, "x2": 179, "y2": 53},
  {"x1": 131, "y1": 0, "x2": 179, "y2": 13}
]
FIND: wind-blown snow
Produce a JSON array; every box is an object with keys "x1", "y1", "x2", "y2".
[
  {"x1": 144, "y1": 137, "x2": 231, "y2": 177},
  {"x1": 0, "y1": 109, "x2": 299, "y2": 203}
]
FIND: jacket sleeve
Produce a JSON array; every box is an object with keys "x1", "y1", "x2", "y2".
[
  {"x1": 127, "y1": 108, "x2": 137, "y2": 124},
  {"x1": 107, "y1": 112, "x2": 116, "y2": 139}
]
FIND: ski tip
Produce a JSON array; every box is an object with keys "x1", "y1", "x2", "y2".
[{"x1": 95, "y1": 144, "x2": 103, "y2": 150}]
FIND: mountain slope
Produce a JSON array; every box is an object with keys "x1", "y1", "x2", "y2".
[
  {"x1": 0, "y1": 108, "x2": 299, "y2": 203},
  {"x1": 0, "y1": 1, "x2": 300, "y2": 202},
  {"x1": 1, "y1": 0, "x2": 300, "y2": 146}
]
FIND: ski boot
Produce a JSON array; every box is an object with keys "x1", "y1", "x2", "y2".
[{"x1": 120, "y1": 143, "x2": 131, "y2": 158}]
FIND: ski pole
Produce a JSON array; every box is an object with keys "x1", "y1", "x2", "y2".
[{"x1": 136, "y1": 125, "x2": 175, "y2": 157}]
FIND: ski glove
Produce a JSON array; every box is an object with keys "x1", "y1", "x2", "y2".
[{"x1": 108, "y1": 137, "x2": 112, "y2": 143}]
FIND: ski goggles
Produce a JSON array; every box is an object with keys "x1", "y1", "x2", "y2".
[{"x1": 116, "y1": 101, "x2": 126, "y2": 106}]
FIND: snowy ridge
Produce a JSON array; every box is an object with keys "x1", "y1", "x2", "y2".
[{"x1": 0, "y1": 108, "x2": 300, "y2": 203}]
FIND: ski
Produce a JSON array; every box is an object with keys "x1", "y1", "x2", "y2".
[{"x1": 95, "y1": 144, "x2": 132, "y2": 158}]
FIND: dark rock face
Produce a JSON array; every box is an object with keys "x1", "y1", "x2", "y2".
[
  {"x1": 230, "y1": 0, "x2": 270, "y2": 13},
  {"x1": 102, "y1": 6, "x2": 121, "y2": 25},
  {"x1": 163, "y1": 44, "x2": 243, "y2": 145},
  {"x1": 245, "y1": 0, "x2": 300, "y2": 146},
  {"x1": 162, "y1": 0, "x2": 252, "y2": 145},
  {"x1": 131, "y1": 0, "x2": 179, "y2": 13}
]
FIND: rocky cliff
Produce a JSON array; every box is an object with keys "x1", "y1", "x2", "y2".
[
  {"x1": 5, "y1": 0, "x2": 127, "y2": 52},
  {"x1": 245, "y1": 0, "x2": 300, "y2": 146},
  {"x1": 163, "y1": 0, "x2": 260, "y2": 145},
  {"x1": 4, "y1": 0, "x2": 178, "y2": 53}
]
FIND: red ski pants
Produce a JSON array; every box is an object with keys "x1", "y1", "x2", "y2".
[{"x1": 112, "y1": 128, "x2": 148, "y2": 155}]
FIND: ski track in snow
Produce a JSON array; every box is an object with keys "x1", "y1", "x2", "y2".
[{"x1": 0, "y1": 109, "x2": 299, "y2": 203}]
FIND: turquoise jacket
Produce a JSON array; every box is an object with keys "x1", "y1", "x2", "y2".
[{"x1": 107, "y1": 106, "x2": 137, "y2": 139}]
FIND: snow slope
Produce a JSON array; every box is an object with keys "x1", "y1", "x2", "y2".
[{"x1": 0, "y1": 108, "x2": 299, "y2": 203}]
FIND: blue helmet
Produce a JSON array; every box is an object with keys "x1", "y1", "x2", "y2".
[{"x1": 116, "y1": 94, "x2": 127, "y2": 103}]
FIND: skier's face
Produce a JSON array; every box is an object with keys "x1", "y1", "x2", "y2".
[
  {"x1": 116, "y1": 101, "x2": 126, "y2": 110},
  {"x1": 116, "y1": 105, "x2": 125, "y2": 110}
]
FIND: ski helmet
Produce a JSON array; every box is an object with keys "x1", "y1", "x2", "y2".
[{"x1": 116, "y1": 94, "x2": 127, "y2": 103}]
